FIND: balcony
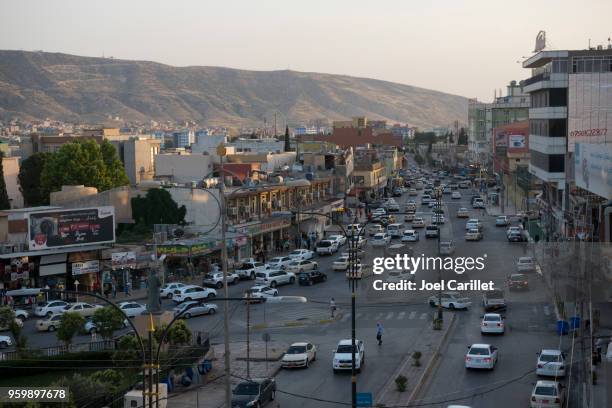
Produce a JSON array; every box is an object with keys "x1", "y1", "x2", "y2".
[
  {"x1": 523, "y1": 72, "x2": 550, "y2": 87},
  {"x1": 529, "y1": 107, "x2": 567, "y2": 120},
  {"x1": 523, "y1": 73, "x2": 568, "y2": 93}
]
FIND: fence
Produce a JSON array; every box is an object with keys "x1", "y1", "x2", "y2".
[{"x1": 0, "y1": 339, "x2": 116, "y2": 361}]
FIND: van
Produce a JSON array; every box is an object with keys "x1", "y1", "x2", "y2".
[{"x1": 387, "y1": 223, "x2": 403, "y2": 238}]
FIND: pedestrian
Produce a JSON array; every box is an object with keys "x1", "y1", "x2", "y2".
[
  {"x1": 124, "y1": 280, "x2": 131, "y2": 296},
  {"x1": 330, "y1": 298, "x2": 337, "y2": 318},
  {"x1": 376, "y1": 322, "x2": 383, "y2": 345},
  {"x1": 111, "y1": 281, "x2": 117, "y2": 299}
]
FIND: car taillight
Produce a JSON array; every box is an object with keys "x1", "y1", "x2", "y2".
[
  {"x1": 531, "y1": 396, "x2": 536, "y2": 402},
  {"x1": 497, "y1": 323, "x2": 501, "y2": 327},
  {"x1": 482, "y1": 323, "x2": 487, "y2": 326},
  {"x1": 483, "y1": 358, "x2": 491, "y2": 362},
  {"x1": 465, "y1": 357, "x2": 471, "y2": 361}
]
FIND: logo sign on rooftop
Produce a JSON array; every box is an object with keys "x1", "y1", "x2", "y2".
[{"x1": 534, "y1": 30, "x2": 546, "y2": 52}]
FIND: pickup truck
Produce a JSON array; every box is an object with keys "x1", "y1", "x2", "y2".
[{"x1": 482, "y1": 289, "x2": 506, "y2": 312}]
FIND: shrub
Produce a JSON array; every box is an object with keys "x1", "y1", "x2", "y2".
[
  {"x1": 395, "y1": 375, "x2": 407, "y2": 392},
  {"x1": 412, "y1": 351, "x2": 422, "y2": 367}
]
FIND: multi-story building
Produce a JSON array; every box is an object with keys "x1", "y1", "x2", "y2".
[
  {"x1": 172, "y1": 129, "x2": 195, "y2": 148},
  {"x1": 113, "y1": 137, "x2": 162, "y2": 185},
  {"x1": 351, "y1": 149, "x2": 387, "y2": 201}
]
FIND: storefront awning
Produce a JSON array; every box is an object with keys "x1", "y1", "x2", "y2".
[{"x1": 0, "y1": 244, "x2": 112, "y2": 260}]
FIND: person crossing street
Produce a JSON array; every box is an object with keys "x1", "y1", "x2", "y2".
[{"x1": 376, "y1": 322, "x2": 383, "y2": 345}]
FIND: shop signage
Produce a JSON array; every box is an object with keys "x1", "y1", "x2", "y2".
[
  {"x1": 111, "y1": 251, "x2": 137, "y2": 269},
  {"x1": 28, "y1": 206, "x2": 115, "y2": 250},
  {"x1": 190, "y1": 242, "x2": 217, "y2": 256},
  {"x1": 156, "y1": 245, "x2": 190, "y2": 257},
  {"x1": 72, "y1": 260, "x2": 100, "y2": 276}
]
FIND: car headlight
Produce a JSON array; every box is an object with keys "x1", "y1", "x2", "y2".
[{"x1": 333, "y1": 358, "x2": 339, "y2": 364}]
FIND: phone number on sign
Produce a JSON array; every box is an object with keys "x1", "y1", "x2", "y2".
[
  {"x1": 0, "y1": 388, "x2": 68, "y2": 402},
  {"x1": 570, "y1": 128, "x2": 608, "y2": 138}
]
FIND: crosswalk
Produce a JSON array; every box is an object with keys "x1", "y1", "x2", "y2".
[{"x1": 340, "y1": 310, "x2": 431, "y2": 323}]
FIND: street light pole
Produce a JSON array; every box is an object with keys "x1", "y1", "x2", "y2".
[{"x1": 350, "y1": 220, "x2": 357, "y2": 408}]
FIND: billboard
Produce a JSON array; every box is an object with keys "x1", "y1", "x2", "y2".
[
  {"x1": 111, "y1": 251, "x2": 137, "y2": 269},
  {"x1": 508, "y1": 134, "x2": 526, "y2": 149},
  {"x1": 568, "y1": 72, "x2": 612, "y2": 152},
  {"x1": 574, "y1": 143, "x2": 612, "y2": 199},
  {"x1": 28, "y1": 207, "x2": 115, "y2": 250},
  {"x1": 494, "y1": 129, "x2": 507, "y2": 157}
]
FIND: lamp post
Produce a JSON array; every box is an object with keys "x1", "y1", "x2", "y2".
[{"x1": 73, "y1": 280, "x2": 80, "y2": 302}]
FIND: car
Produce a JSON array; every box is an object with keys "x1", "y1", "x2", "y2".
[
  {"x1": 408, "y1": 188, "x2": 418, "y2": 196},
  {"x1": 425, "y1": 225, "x2": 439, "y2": 239},
  {"x1": 36, "y1": 314, "x2": 63, "y2": 332},
  {"x1": 443, "y1": 187, "x2": 452, "y2": 194},
  {"x1": 451, "y1": 191, "x2": 462, "y2": 199},
  {"x1": 371, "y1": 232, "x2": 391, "y2": 246},
  {"x1": 316, "y1": 240, "x2": 339, "y2": 255},
  {"x1": 482, "y1": 290, "x2": 506, "y2": 312},
  {"x1": 465, "y1": 228, "x2": 483, "y2": 241},
  {"x1": 495, "y1": 215, "x2": 510, "y2": 226},
  {"x1": 465, "y1": 219, "x2": 483, "y2": 231},
  {"x1": 333, "y1": 339, "x2": 365, "y2": 373},
  {"x1": 0, "y1": 334, "x2": 13, "y2": 348},
  {"x1": 412, "y1": 217, "x2": 425, "y2": 228},
  {"x1": 286, "y1": 259, "x2": 318, "y2": 273},
  {"x1": 508, "y1": 273, "x2": 529, "y2": 290},
  {"x1": 392, "y1": 188, "x2": 402, "y2": 197},
  {"x1": 377, "y1": 215, "x2": 396, "y2": 226},
  {"x1": 173, "y1": 301, "x2": 218, "y2": 318},
  {"x1": 160, "y1": 282, "x2": 187, "y2": 299},
  {"x1": 118, "y1": 302, "x2": 147, "y2": 318},
  {"x1": 345, "y1": 262, "x2": 364, "y2": 279},
  {"x1": 387, "y1": 202, "x2": 400, "y2": 212},
  {"x1": 536, "y1": 349, "x2": 566, "y2": 377},
  {"x1": 347, "y1": 236, "x2": 367, "y2": 249},
  {"x1": 172, "y1": 285, "x2": 217, "y2": 303},
  {"x1": 84, "y1": 317, "x2": 128, "y2": 334},
  {"x1": 341, "y1": 249, "x2": 365, "y2": 260},
  {"x1": 439, "y1": 240, "x2": 455, "y2": 255},
  {"x1": 386, "y1": 269, "x2": 415, "y2": 283},
  {"x1": 459, "y1": 181, "x2": 470, "y2": 189},
  {"x1": 481, "y1": 313, "x2": 505, "y2": 334},
  {"x1": 34, "y1": 300, "x2": 70, "y2": 317},
  {"x1": 530, "y1": 380, "x2": 565, "y2": 407},
  {"x1": 403, "y1": 213, "x2": 415, "y2": 223},
  {"x1": 472, "y1": 199, "x2": 485, "y2": 209},
  {"x1": 465, "y1": 343, "x2": 498, "y2": 370},
  {"x1": 517, "y1": 257, "x2": 536, "y2": 273},
  {"x1": 333, "y1": 254, "x2": 351, "y2": 271},
  {"x1": 456, "y1": 208, "x2": 470, "y2": 218},
  {"x1": 231, "y1": 378, "x2": 276, "y2": 408},
  {"x1": 428, "y1": 200, "x2": 438, "y2": 208},
  {"x1": 387, "y1": 223, "x2": 403, "y2": 238},
  {"x1": 288, "y1": 249, "x2": 315, "y2": 260},
  {"x1": 429, "y1": 291, "x2": 471, "y2": 309},
  {"x1": 431, "y1": 214, "x2": 445, "y2": 225},
  {"x1": 327, "y1": 234, "x2": 347, "y2": 246},
  {"x1": 506, "y1": 225, "x2": 523, "y2": 237},
  {"x1": 255, "y1": 270, "x2": 296, "y2": 287},
  {"x1": 244, "y1": 285, "x2": 278, "y2": 302},
  {"x1": 508, "y1": 231, "x2": 525, "y2": 242},
  {"x1": 405, "y1": 201, "x2": 417, "y2": 211},
  {"x1": 63, "y1": 302, "x2": 103, "y2": 318},
  {"x1": 401, "y1": 229, "x2": 419, "y2": 242},
  {"x1": 267, "y1": 256, "x2": 294, "y2": 270},
  {"x1": 421, "y1": 195, "x2": 432, "y2": 205},
  {"x1": 298, "y1": 270, "x2": 327, "y2": 286},
  {"x1": 234, "y1": 261, "x2": 269, "y2": 280},
  {"x1": 281, "y1": 342, "x2": 317, "y2": 368},
  {"x1": 368, "y1": 223, "x2": 384, "y2": 236},
  {"x1": 202, "y1": 271, "x2": 240, "y2": 288}
]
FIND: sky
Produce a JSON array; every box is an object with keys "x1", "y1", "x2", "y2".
[{"x1": 1, "y1": 0, "x2": 611, "y2": 101}]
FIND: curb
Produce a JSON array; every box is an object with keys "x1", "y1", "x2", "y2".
[
  {"x1": 250, "y1": 312, "x2": 342, "y2": 331},
  {"x1": 407, "y1": 313, "x2": 457, "y2": 404}
]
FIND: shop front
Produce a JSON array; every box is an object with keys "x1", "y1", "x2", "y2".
[{"x1": 235, "y1": 217, "x2": 292, "y2": 259}]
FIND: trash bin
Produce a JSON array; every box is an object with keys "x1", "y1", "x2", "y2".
[
  {"x1": 556, "y1": 320, "x2": 569, "y2": 335},
  {"x1": 570, "y1": 316, "x2": 581, "y2": 330}
]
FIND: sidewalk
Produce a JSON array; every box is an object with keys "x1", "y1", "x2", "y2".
[{"x1": 485, "y1": 198, "x2": 518, "y2": 217}]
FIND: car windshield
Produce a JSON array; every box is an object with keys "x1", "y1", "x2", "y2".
[
  {"x1": 484, "y1": 315, "x2": 501, "y2": 322},
  {"x1": 511, "y1": 274, "x2": 527, "y2": 281},
  {"x1": 336, "y1": 345, "x2": 355, "y2": 353},
  {"x1": 287, "y1": 345, "x2": 307, "y2": 354},
  {"x1": 317, "y1": 241, "x2": 331, "y2": 247},
  {"x1": 290, "y1": 251, "x2": 302, "y2": 256},
  {"x1": 233, "y1": 382, "x2": 260, "y2": 395},
  {"x1": 534, "y1": 386, "x2": 557, "y2": 396},
  {"x1": 469, "y1": 347, "x2": 490, "y2": 355},
  {"x1": 540, "y1": 353, "x2": 562, "y2": 362}
]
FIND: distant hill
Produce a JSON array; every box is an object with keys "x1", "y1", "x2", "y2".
[{"x1": 0, "y1": 50, "x2": 468, "y2": 128}]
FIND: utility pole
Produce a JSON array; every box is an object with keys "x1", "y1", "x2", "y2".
[
  {"x1": 246, "y1": 291, "x2": 251, "y2": 378},
  {"x1": 349, "y1": 221, "x2": 357, "y2": 408}
]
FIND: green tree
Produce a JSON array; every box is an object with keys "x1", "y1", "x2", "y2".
[
  {"x1": 0, "y1": 152, "x2": 10, "y2": 210},
  {"x1": 112, "y1": 334, "x2": 143, "y2": 368},
  {"x1": 131, "y1": 188, "x2": 186, "y2": 228},
  {"x1": 154, "y1": 320, "x2": 192, "y2": 346},
  {"x1": 18, "y1": 152, "x2": 52, "y2": 206},
  {"x1": 284, "y1": 125, "x2": 290, "y2": 152},
  {"x1": 40, "y1": 139, "x2": 129, "y2": 195},
  {"x1": 56, "y1": 312, "x2": 85, "y2": 346},
  {"x1": 91, "y1": 306, "x2": 125, "y2": 339},
  {"x1": 0, "y1": 306, "x2": 14, "y2": 330}
]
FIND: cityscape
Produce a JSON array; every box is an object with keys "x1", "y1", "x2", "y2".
[{"x1": 0, "y1": 2, "x2": 610, "y2": 408}]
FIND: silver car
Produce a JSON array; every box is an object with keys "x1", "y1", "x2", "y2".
[{"x1": 173, "y1": 301, "x2": 218, "y2": 319}]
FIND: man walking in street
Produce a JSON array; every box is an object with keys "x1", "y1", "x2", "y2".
[
  {"x1": 376, "y1": 322, "x2": 383, "y2": 345},
  {"x1": 330, "y1": 297, "x2": 337, "y2": 318}
]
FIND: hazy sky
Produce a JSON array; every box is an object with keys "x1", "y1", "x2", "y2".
[{"x1": 1, "y1": 0, "x2": 611, "y2": 101}]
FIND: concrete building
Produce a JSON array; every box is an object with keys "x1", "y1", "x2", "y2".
[
  {"x1": 2, "y1": 156, "x2": 23, "y2": 208},
  {"x1": 228, "y1": 138, "x2": 285, "y2": 154},
  {"x1": 114, "y1": 137, "x2": 162, "y2": 185},
  {"x1": 155, "y1": 152, "x2": 214, "y2": 184},
  {"x1": 190, "y1": 133, "x2": 227, "y2": 155},
  {"x1": 173, "y1": 129, "x2": 195, "y2": 148},
  {"x1": 226, "y1": 152, "x2": 296, "y2": 173}
]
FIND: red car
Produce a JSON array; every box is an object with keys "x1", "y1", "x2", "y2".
[{"x1": 508, "y1": 274, "x2": 529, "y2": 290}]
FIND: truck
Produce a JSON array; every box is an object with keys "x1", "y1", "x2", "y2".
[{"x1": 482, "y1": 289, "x2": 506, "y2": 312}]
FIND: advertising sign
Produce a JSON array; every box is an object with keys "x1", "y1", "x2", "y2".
[
  {"x1": 508, "y1": 134, "x2": 526, "y2": 149},
  {"x1": 568, "y1": 72, "x2": 612, "y2": 152},
  {"x1": 574, "y1": 143, "x2": 612, "y2": 199},
  {"x1": 28, "y1": 207, "x2": 115, "y2": 250},
  {"x1": 156, "y1": 245, "x2": 190, "y2": 257},
  {"x1": 111, "y1": 251, "x2": 137, "y2": 269},
  {"x1": 494, "y1": 129, "x2": 507, "y2": 157},
  {"x1": 72, "y1": 260, "x2": 100, "y2": 276}
]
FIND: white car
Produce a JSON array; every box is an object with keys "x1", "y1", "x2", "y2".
[
  {"x1": 371, "y1": 232, "x2": 391, "y2": 246},
  {"x1": 36, "y1": 314, "x2": 63, "y2": 332},
  {"x1": 244, "y1": 285, "x2": 278, "y2": 301},
  {"x1": 333, "y1": 254, "x2": 354, "y2": 271},
  {"x1": 403, "y1": 213, "x2": 415, "y2": 222},
  {"x1": 268, "y1": 256, "x2": 294, "y2": 270},
  {"x1": 172, "y1": 285, "x2": 217, "y2": 303},
  {"x1": 387, "y1": 203, "x2": 400, "y2": 212},
  {"x1": 439, "y1": 240, "x2": 455, "y2": 255},
  {"x1": 173, "y1": 301, "x2": 218, "y2": 319},
  {"x1": 465, "y1": 343, "x2": 498, "y2": 370},
  {"x1": 333, "y1": 339, "x2": 365, "y2": 373},
  {"x1": 118, "y1": 302, "x2": 147, "y2": 318},
  {"x1": 288, "y1": 249, "x2": 315, "y2": 260},
  {"x1": 431, "y1": 214, "x2": 445, "y2": 225},
  {"x1": 465, "y1": 228, "x2": 483, "y2": 241},
  {"x1": 368, "y1": 224, "x2": 385, "y2": 236},
  {"x1": 327, "y1": 235, "x2": 347, "y2": 246},
  {"x1": 517, "y1": 257, "x2": 536, "y2": 273},
  {"x1": 481, "y1": 313, "x2": 505, "y2": 334},
  {"x1": 412, "y1": 217, "x2": 426, "y2": 228},
  {"x1": 316, "y1": 240, "x2": 339, "y2": 255},
  {"x1": 160, "y1": 282, "x2": 187, "y2": 299},
  {"x1": 234, "y1": 261, "x2": 269, "y2": 280},
  {"x1": 63, "y1": 302, "x2": 103, "y2": 318},
  {"x1": 347, "y1": 236, "x2": 367, "y2": 249},
  {"x1": 466, "y1": 219, "x2": 483, "y2": 231},
  {"x1": 401, "y1": 229, "x2": 419, "y2": 242},
  {"x1": 506, "y1": 225, "x2": 523, "y2": 237},
  {"x1": 530, "y1": 381, "x2": 565, "y2": 408},
  {"x1": 495, "y1": 215, "x2": 510, "y2": 226},
  {"x1": 386, "y1": 269, "x2": 414, "y2": 283},
  {"x1": 286, "y1": 259, "x2": 318, "y2": 273},
  {"x1": 425, "y1": 225, "x2": 439, "y2": 239},
  {"x1": 202, "y1": 271, "x2": 240, "y2": 288},
  {"x1": 408, "y1": 188, "x2": 417, "y2": 196},
  {"x1": 34, "y1": 300, "x2": 70, "y2": 317},
  {"x1": 12, "y1": 309, "x2": 28, "y2": 322},
  {"x1": 429, "y1": 291, "x2": 471, "y2": 309},
  {"x1": 472, "y1": 199, "x2": 485, "y2": 209},
  {"x1": 456, "y1": 208, "x2": 470, "y2": 218},
  {"x1": 255, "y1": 270, "x2": 296, "y2": 287},
  {"x1": 0, "y1": 334, "x2": 13, "y2": 348},
  {"x1": 451, "y1": 191, "x2": 462, "y2": 199},
  {"x1": 281, "y1": 342, "x2": 317, "y2": 368},
  {"x1": 387, "y1": 223, "x2": 403, "y2": 238},
  {"x1": 536, "y1": 349, "x2": 566, "y2": 377}
]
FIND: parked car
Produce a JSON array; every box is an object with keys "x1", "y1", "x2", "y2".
[
  {"x1": 0, "y1": 334, "x2": 13, "y2": 348},
  {"x1": 255, "y1": 270, "x2": 296, "y2": 287},
  {"x1": 36, "y1": 314, "x2": 63, "y2": 332},
  {"x1": 495, "y1": 215, "x2": 510, "y2": 226},
  {"x1": 530, "y1": 381, "x2": 565, "y2": 408},
  {"x1": 298, "y1": 271, "x2": 327, "y2": 286},
  {"x1": 267, "y1": 256, "x2": 294, "y2": 270},
  {"x1": 63, "y1": 302, "x2": 103, "y2": 318},
  {"x1": 401, "y1": 229, "x2": 419, "y2": 242},
  {"x1": 288, "y1": 249, "x2": 315, "y2": 260},
  {"x1": 465, "y1": 343, "x2": 498, "y2": 370},
  {"x1": 172, "y1": 285, "x2": 217, "y2": 303},
  {"x1": 235, "y1": 261, "x2": 268, "y2": 280},
  {"x1": 160, "y1": 282, "x2": 187, "y2": 299},
  {"x1": 118, "y1": 302, "x2": 147, "y2": 318},
  {"x1": 517, "y1": 257, "x2": 536, "y2": 273},
  {"x1": 425, "y1": 225, "x2": 440, "y2": 239},
  {"x1": 508, "y1": 273, "x2": 529, "y2": 290},
  {"x1": 173, "y1": 301, "x2": 218, "y2": 318},
  {"x1": 465, "y1": 228, "x2": 483, "y2": 241},
  {"x1": 456, "y1": 208, "x2": 470, "y2": 218},
  {"x1": 203, "y1": 271, "x2": 240, "y2": 288},
  {"x1": 412, "y1": 217, "x2": 426, "y2": 228},
  {"x1": 231, "y1": 378, "x2": 276, "y2": 408},
  {"x1": 316, "y1": 240, "x2": 339, "y2": 255},
  {"x1": 429, "y1": 291, "x2": 471, "y2": 309},
  {"x1": 481, "y1": 313, "x2": 505, "y2": 334},
  {"x1": 34, "y1": 300, "x2": 70, "y2": 317},
  {"x1": 281, "y1": 342, "x2": 317, "y2": 368},
  {"x1": 333, "y1": 339, "x2": 365, "y2": 373},
  {"x1": 286, "y1": 259, "x2": 318, "y2": 273},
  {"x1": 439, "y1": 240, "x2": 455, "y2": 255},
  {"x1": 244, "y1": 285, "x2": 278, "y2": 302},
  {"x1": 536, "y1": 349, "x2": 566, "y2": 377},
  {"x1": 371, "y1": 232, "x2": 391, "y2": 246}
]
